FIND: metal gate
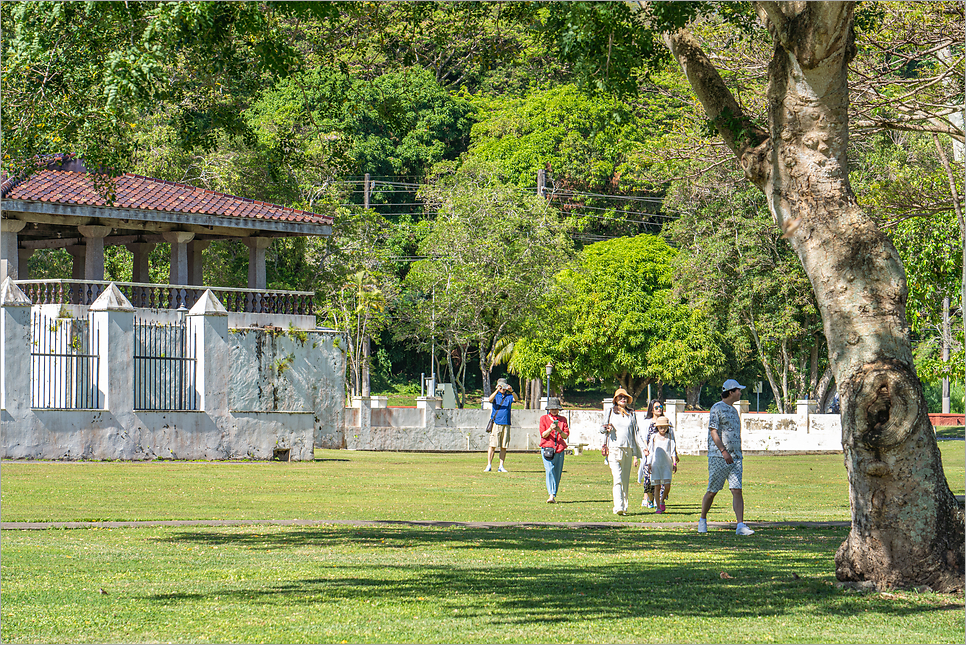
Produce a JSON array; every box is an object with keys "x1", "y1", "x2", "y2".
[
  {"x1": 133, "y1": 317, "x2": 198, "y2": 411},
  {"x1": 30, "y1": 311, "x2": 101, "y2": 409}
]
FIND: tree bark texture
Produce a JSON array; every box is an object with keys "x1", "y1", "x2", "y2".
[{"x1": 668, "y1": 2, "x2": 964, "y2": 591}]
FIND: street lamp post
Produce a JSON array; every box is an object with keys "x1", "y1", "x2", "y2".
[{"x1": 545, "y1": 362, "x2": 553, "y2": 410}]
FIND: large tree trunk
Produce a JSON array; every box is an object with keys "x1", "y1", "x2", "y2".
[
  {"x1": 685, "y1": 382, "x2": 705, "y2": 410},
  {"x1": 667, "y1": 2, "x2": 964, "y2": 591}
]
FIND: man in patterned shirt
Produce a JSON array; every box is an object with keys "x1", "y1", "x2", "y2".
[{"x1": 698, "y1": 379, "x2": 755, "y2": 536}]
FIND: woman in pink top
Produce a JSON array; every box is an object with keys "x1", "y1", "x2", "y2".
[{"x1": 539, "y1": 397, "x2": 570, "y2": 503}]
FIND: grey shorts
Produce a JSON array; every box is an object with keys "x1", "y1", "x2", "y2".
[
  {"x1": 489, "y1": 424, "x2": 510, "y2": 449},
  {"x1": 708, "y1": 456, "x2": 742, "y2": 492}
]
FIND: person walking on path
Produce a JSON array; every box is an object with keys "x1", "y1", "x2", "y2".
[
  {"x1": 646, "y1": 416, "x2": 678, "y2": 514},
  {"x1": 699, "y1": 379, "x2": 754, "y2": 536},
  {"x1": 484, "y1": 379, "x2": 514, "y2": 472},
  {"x1": 601, "y1": 388, "x2": 641, "y2": 515},
  {"x1": 539, "y1": 397, "x2": 570, "y2": 503}
]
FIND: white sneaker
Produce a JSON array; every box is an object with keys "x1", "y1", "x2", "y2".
[
  {"x1": 698, "y1": 518, "x2": 708, "y2": 533},
  {"x1": 483, "y1": 464, "x2": 492, "y2": 472},
  {"x1": 736, "y1": 523, "x2": 755, "y2": 536},
  {"x1": 497, "y1": 466, "x2": 508, "y2": 473}
]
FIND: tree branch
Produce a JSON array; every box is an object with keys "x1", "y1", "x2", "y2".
[{"x1": 662, "y1": 28, "x2": 771, "y2": 186}]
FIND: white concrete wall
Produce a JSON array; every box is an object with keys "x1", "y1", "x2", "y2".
[
  {"x1": 228, "y1": 326, "x2": 346, "y2": 450},
  {"x1": 1, "y1": 283, "x2": 346, "y2": 461},
  {"x1": 344, "y1": 402, "x2": 844, "y2": 454}
]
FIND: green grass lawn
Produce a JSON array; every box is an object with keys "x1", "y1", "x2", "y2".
[{"x1": 2, "y1": 445, "x2": 963, "y2": 643}]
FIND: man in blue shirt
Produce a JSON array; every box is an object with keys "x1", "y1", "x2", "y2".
[{"x1": 484, "y1": 378, "x2": 514, "y2": 472}]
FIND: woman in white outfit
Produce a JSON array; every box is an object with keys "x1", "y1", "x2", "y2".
[{"x1": 602, "y1": 388, "x2": 641, "y2": 515}]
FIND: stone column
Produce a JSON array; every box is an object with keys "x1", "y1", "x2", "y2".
[
  {"x1": 66, "y1": 245, "x2": 87, "y2": 304},
  {"x1": 243, "y1": 237, "x2": 272, "y2": 290},
  {"x1": 187, "y1": 240, "x2": 210, "y2": 286},
  {"x1": 88, "y1": 283, "x2": 135, "y2": 412},
  {"x1": 162, "y1": 231, "x2": 195, "y2": 286},
  {"x1": 67, "y1": 245, "x2": 87, "y2": 281},
  {"x1": 0, "y1": 219, "x2": 26, "y2": 282},
  {"x1": 125, "y1": 242, "x2": 156, "y2": 284},
  {"x1": 188, "y1": 289, "x2": 229, "y2": 413},
  {"x1": 78, "y1": 225, "x2": 113, "y2": 282},
  {"x1": 1, "y1": 278, "x2": 32, "y2": 413},
  {"x1": 18, "y1": 248, "x2": 34, "y2": 280}
]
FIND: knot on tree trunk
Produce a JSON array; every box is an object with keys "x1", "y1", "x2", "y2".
[{"x1": 848, "y1": 362, "x2": 920, "y2": 452}]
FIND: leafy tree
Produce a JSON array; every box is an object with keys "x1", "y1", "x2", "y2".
[
  {"x1": 466, "y1": 85, "x2": 680, "y2": 240},
  {"x1": 665, "y1": 185, "x2": 828, "y2": 413},
  {"x1": 1, "y1": 1, "x2": 329, "y2": 179},
  {"x1": 399, "y1": 159, "x2": 572, "y2": 406},
  {"x1": 511, "y1": 234, "x2": 682, "y2": 400},
  {"x1": 539, "y1": 0, "x2": 962, "y2": 591}
]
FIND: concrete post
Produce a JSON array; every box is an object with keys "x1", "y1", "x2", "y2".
[
  {"x1": 735, "y1": 399, "x2": 751, "y2": 416},
  {"x1": 188, "y1": 289, "x2": 229, "y2": 413},
  {"x1": 1, "y1": 278, "x2": 32, "y2": 412},
  {"x1": 89, "y1": 283, "x2": 135, "y2": 413},
  {"x1": 78, "y1": 225, "x2": 113, "y2": 282},
  {"x1": 18, "y1": 248, "x2": 34, "y2": 280},
  {"x1": 665, "y1": 398, "x2": 686, "y2": 428},
  {"x1": 187, "y1": 240, "x2": 210, "y2": 286},
  {"x1": 125, "y1": 242, "x2": 156, "y2": 284},
  {"x1": 243, "y1": 237, "x2": 272, "y2": 290},
  {"x1": 0, "y1": 219, "x2": 26, "y2": 282},
  {"x1": 163, "y1": 231, "x2": 195, "y2": 285}
]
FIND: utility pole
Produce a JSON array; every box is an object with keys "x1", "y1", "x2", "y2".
[
  {"x1": 942, "y1": 296, "x2": 951, "y2": 414},
  {"x1": 363, "y1": 173, "x2": 371, "y2": 210},
  {"x1": 537, "y1": 169, "x2": 546, "y2": 198}
]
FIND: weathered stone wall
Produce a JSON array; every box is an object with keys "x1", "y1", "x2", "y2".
[
  {"x1": 1, "y1": 283, "x2": 346, "y2": 461},
  {"x1": 344, "y1": 400, "x2": 844, "y2": 454},
  {"x1": 228, "y1": 327, "x2": 345, "y2": 449}
]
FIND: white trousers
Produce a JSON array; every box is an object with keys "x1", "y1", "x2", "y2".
[{"x1": 608, "y1": 446, "x2": 634, "y2": 513}]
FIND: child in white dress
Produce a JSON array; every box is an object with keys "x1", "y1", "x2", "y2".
[{"x1": 646, "y1": 416, "x2": 678, "y2": 514}]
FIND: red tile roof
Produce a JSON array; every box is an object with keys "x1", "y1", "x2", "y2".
[{"x1": 2, "y1": 169, "x2": 333, "y2": 226}]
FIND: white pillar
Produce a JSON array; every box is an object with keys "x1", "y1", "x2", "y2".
[
  {"x1": 78, "y1": 225, "x2": 113, "y2": 282},
  {"x1": 665, "y1": 398, "x2": 686, "y2": 428},
  {"x1": 88, "y1": 283, "x2": 134, "y2": 413},
  {"x1": 188, "y1": 289, "x2": 229, "y2": 413},
  {"x1": 243, "y1": 237, "x2": 272, "y2": 290},
  {"x1": 0, "y1": 219, "x2": 26, "y2": 282},
  {"x1": 1, "y1": 278, "x2": 32, "y2": 413},
  {"x1": 163, "y1": 231, "x2": 195, "y2": 285},
  {"x1": 187, "y1": 240, "x2": 210, "y2": 286},
  {"x1": 125, "y1": 242, "x2": 156, "y2": 284}
]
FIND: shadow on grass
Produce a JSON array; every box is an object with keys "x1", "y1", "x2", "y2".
[
  {"x1": 935, "y1": 426, "x2": 964, "y2": 440},
  {"x1": 148, "y1": 525, "x2": 958, "y2": 620}
]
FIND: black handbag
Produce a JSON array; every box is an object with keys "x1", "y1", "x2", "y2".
[{"x1": 542, "y1": 445, "x2": 555, "y2": 460}]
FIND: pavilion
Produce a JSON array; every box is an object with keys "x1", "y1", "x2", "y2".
[{"x1": 0, "y1": 155, "x2": 332, "y2": 312}]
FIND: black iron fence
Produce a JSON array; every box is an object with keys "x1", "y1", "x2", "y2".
[
  {"x1": 30, "y1": 311, "x2": 101, "y2": 409},
  {"x1": 133, "y1": 316, "x2": 198, "y2": 411}
]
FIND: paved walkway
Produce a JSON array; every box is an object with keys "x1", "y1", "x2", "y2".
[{"x1": 1, "y1": 518, "x2": 851, "y2": 530}]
